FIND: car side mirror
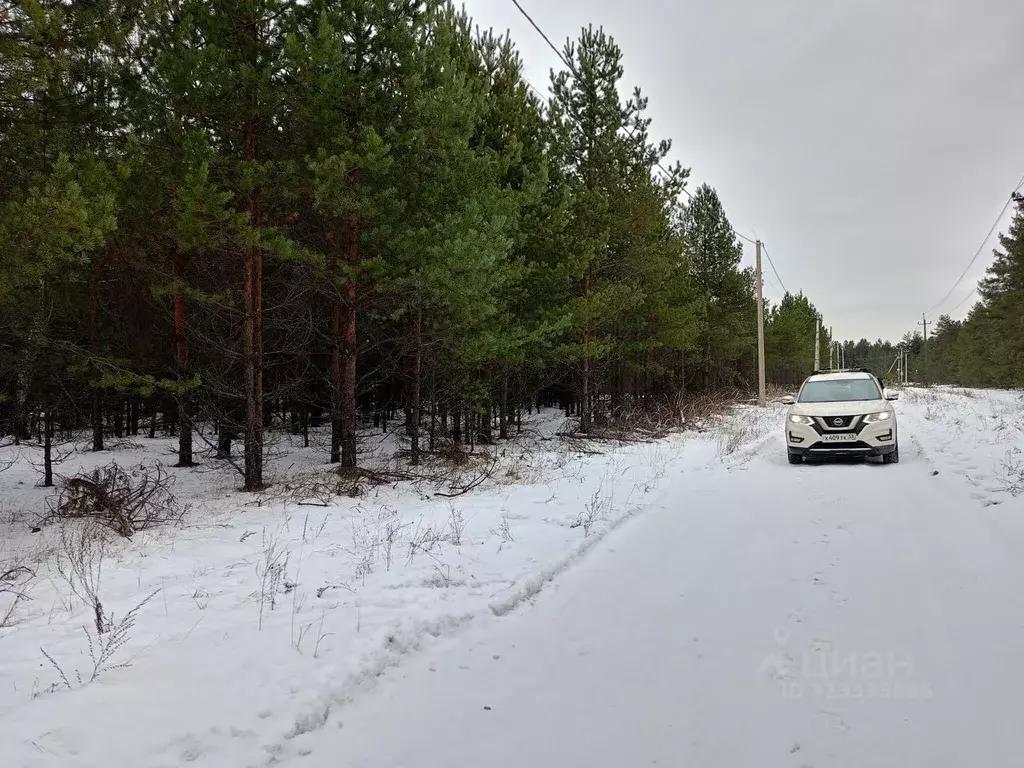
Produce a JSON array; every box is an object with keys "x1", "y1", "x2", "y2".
[
  {"x1": 885, "y1": 391, "x2": 899, "y2": 401},
  {"x1": 780, "y1": 395, "x2": 796, "y2": 405}
]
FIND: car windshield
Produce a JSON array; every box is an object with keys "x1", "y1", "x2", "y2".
[{"x1": 799, "y1": 378, "x2": 881, "y2": 403}]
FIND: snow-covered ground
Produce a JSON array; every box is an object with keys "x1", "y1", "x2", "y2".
[
  {"x1": 290, "y1": 387, "x2": 1024, "y2": 767},
  {"x1": 4, "y1": 388, "x2": 1024, "y2": 767},
  {"x1": 901, "y1": 387, "x2": 1024, "y2": 507},
  {"x1": 0, "y1": 404, "x2": 779, "y2": 767}
]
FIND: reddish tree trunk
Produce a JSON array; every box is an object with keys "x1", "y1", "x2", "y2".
[
  {"x1": 91, "y1": 255, "x2": 104, "y2": 452},
  {"x1": 239, "y1": 12, "x2": 264, "y2": 489},
  {"x1": 129, "y1": 397, "x2": 139, "y2": 436},
  {"x1": 410, "y1": 308, "x2": 422, "y2": 466},
  {"x1": 241, "y1": 31, "x2": 263, "y2": 489},
  {"x1": 43, "y1": 409, "x2": 54, "y2": 488},
  {"x1": 174, "y1": 249, "x2": 195, "y2": 466},
  {"x1": 580, "y1": 266, "x2": 593, "y2": 434},
  {"x1": 452, "y1": 408, "x2": 462, "y2": 445},
  {"x1": 499, "y1": 375, "x2": 510, "y2": 440},
  {"x1": 340, "y1": 221, "x2": 358, "y2": 468},
  {"x1": 330, "y1": 290, "x2": 342, "y2": 464},
  {"x1": 242, "y1": 228, "x2": 264, "y2": 488}
]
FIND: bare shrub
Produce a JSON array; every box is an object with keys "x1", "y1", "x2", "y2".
[
  {"x1": 490, "y1": 510, "x2": 514, "y2": 544},
  {"x1": 255, "y1": 527, "x2": 290, "y2": 631},
  {"x1": 45, "y1": 462, "x2": 186, "y2": 539},
  {"x1": 997, "y1": 449, "x2": 1024, "y2": 497},
  {"x1": 641, "y1": 443, "x2": 672, "y2": 492},
  {"x1": 446, "y1": 505, "x2": 467, "y2": 546},
  {"x1": 289, "y1": 511, "x2": 330, "y2": 651},
  {"x1": 572, "y1": 485, "x2": 614, "y2": 537},
  {"x1": 406, "y1": 519, "x2": 444, "y2": 564},
  {"x1": 429, "y1": 564, "x2": 457, "y2": 588},
  {"x1": 56, "y1": 526, "x2": 107, "y2": 634},
  {"x1": 380, "y1": 508, "x2": 406, "y2": 571},
  {"x1": 349, "y1": 520, "x2": 377, "y2": 584},
  {"x1": 435, "y1": 454, "x2": 498, "y2": 498},
  {"x1": 1, "y1": 559, "x2": 35, "y2": 629},
  {"x1": 682, "y1": 392, "x2": 747, "y2": 433},
  {"x1": 437, "y1": 442, "x2": 471, "y2": 466},
  {"x1": 718, "y1": 415, "x2": 757, "y2": 456},
  {"x1": 295, "y1": 608, "x2": 334, "y2": 658},
  {"x1": 599, "y1": 388, "x2": 750, "y2": 441},
  {"x1": 297, "y1": 481, "x2": 335, "y2": 507},
  {"x1": 39, "y1": 589, "x2": 158, "y2": 694}
]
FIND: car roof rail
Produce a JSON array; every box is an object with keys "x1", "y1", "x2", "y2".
[{"x1": 811, "y1": 367, "x2": 873, "y2": 376}]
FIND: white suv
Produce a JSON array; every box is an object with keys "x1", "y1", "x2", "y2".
[{"x1": 782, "y1": 370, "x2": 900, "y2": 465}]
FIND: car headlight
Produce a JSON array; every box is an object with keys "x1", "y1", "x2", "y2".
[
  {"x1": 788, "y1": 414, "x2": 814, "y2": 425},
  {"x1": 862, "y1": 411, "x2": 892, "y2": 424}
]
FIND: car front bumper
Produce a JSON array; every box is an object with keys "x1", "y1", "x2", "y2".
[{"x1": 786, "y1": 419, "x2": 897, "y2": 458}]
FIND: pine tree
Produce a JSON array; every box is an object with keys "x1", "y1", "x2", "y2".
[
  {"x1": 765, "y1": 293, "x2": 826, "y2": 386},
  {"x1": 144, "y1": 0, "x2": 302, "y2": 489},
  {"x1": 683, "y1": 184, "x2": 754, "y2": 391},
  {"x1": 976, "y1": 197, "x2": 1024, "y2": 386},
  {"x1": 547, "y1": 25, "x2": 689, "y2": 431}
]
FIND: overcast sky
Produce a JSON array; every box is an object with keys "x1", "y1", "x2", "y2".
[{"x1": 459, "y1": 0, "x2": 1024, "y2": 342}]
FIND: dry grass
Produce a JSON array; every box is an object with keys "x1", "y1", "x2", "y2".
[{"x1": 997, "y1": 448, "x2": 1024, "y2": 497}]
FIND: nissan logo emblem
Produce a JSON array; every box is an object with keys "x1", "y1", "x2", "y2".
[{"x1": 832, "y1": 417, "x2": 844, "y2": 426}]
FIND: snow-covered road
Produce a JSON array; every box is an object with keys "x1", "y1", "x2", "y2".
[{"x1": 296, "y1": 397, "x2": 1024, "y2": 767}]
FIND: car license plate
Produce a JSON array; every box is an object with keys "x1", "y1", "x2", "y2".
[{"x1": 820, "y1": 433, "x2": 857, "y2": 443}]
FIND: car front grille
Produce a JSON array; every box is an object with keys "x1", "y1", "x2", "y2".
[{"x1": 813, "y1": 415, "x2": 863, "y2": 432}]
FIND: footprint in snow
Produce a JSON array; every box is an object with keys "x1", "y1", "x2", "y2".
[{"x1": 814, "y1": 710, "x2": 850, "y2": 733}]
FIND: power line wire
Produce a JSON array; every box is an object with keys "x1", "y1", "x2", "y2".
[
  {"x1": 509, "y1": 0, "x2": 565, "y2": 70},
  {"x1": 761, "y1": 243, "x2": 788, "y2": 295},
  {"x1": 948, "y1": 286, "x2": 978, "y2": 314},
  {"x1": 763, "y1": 274, "x2": 784, "y2": 296},
  {"x1": 511, "y1": 0, "x2": 690, "y2": 194},
  {"x1": 929, "y1": 171, "x2": 1024, "y2": 312}
]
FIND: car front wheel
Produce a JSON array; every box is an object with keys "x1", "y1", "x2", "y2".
[
  {"x1": 883, "y1": 443, "x2": 900, "y2": 464},
  {"x1": 788, "y1": 450, "x2": 803, "y2": 465}
]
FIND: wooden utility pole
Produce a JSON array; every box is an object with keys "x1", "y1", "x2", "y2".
[
  {"x1": 756, "y1": 240, "x2": 766, "y2": 406},
  {"x1": 813, "y1": 316, "x2": 821, "y2": 371},
  {"x1": 918, "y1": 313, "x2": 930, "y2": 380}
]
